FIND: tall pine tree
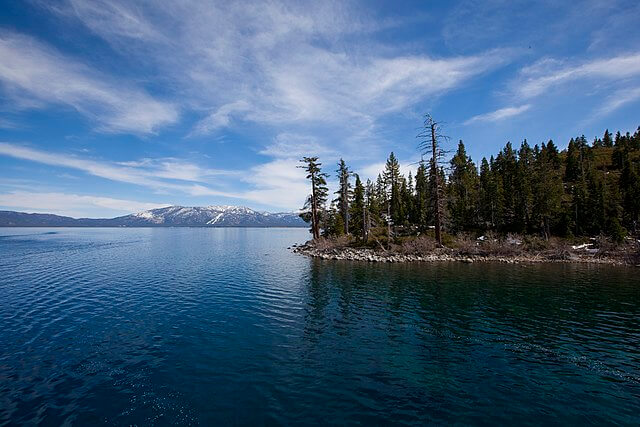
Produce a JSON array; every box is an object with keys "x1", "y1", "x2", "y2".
[
  {"x1": 335, "y1": 159, "x2": 351, "y2": 235},
  {"x1": 298, "y1": 157, "x2": 328, "y2": 240}
]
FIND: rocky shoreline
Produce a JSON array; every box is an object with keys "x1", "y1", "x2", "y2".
[{"x1": 291, "y1": 244, "x2": 630, "y2": 265}]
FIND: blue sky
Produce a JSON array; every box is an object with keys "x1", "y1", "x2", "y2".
[{"x1": 1, "y1": 0, "x2": 640, "y2": 217}]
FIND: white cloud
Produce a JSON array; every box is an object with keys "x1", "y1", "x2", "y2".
[
  {"x1": 0, "y1": 118, "x2": 18, "y2": 129},
  {"x1": 64, "y1": 0, "x2": 166, "y2": 43},
  {"x1": 464, "y1": 104, "x2": 531, "y2": 125},
  {"x1": 0, "y1": 32, "x2": 178, "y2": 134},
  {"x1": 0, "y1": 142, "x2": 238, "y2": 197},
  {"x1": 115, "y1": 157, "x2": 238, "y2": 181},
  {"x1": 0, "y1": 141, "x2": 317, "y2": 210},
  {"x1": 358, "y1": 159, "x2": 419, "y2": 183},
  {"x1": 0, "y1": 191, "x2": 169, "y2": 218},
  {"x1": 259, "y1": 133, "x2": 336, "y2": 159},
  {"x1": 597, "y1": 87, "x2": 640, "y2": 116},
  {"x1": 515, "y1": 53, "x2": 640, "y2": 98},
  {"x1": 241, "y1": 158, "x2": 310, "y2": 210},
  {"x1": 191, "y1": 101, "x2": 251, "y2": 135},
  {"x1": 46, "y1": 0, "x2": 511, "y2": 140}
]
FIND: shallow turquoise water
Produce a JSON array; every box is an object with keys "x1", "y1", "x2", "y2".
[{"x1": 0, "y1": 228, "x2": 638, "y2": 425}]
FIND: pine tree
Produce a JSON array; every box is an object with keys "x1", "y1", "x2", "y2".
[
  {"x1": 365, "y1": 178, "x2": 378, "y2": 238},
  {"x1": 494, "y1": 142, "x2": 518, "y2": 231},
  {"x1": 350, "y1": 174, "x2": 366, "y2": 240},
  {"x1": 375, "y1": 173, "x2": 386, "y2": 203},
  {"x1": 565, "y1": 138, "x2": 581, "y2": 182},
  {"x1": 413, "y1": 161, "x2": 430, "y2": 229},
  {"x1": 621, "y1": 159, "x2": 640, "y2": 233},
  {"x1": 571, "y1": 172, "x2": 590, "y2": 236},
  {"x1": 603, "y1": 129, "x2": 613, "y2": 147},
  {"x1": 533, "y1": 141, "x2": 564, "y2": 238},
  {"x1": 399, "y1": 177, "x2": 412, "y2": 226},
  {"x1": 335, "y1": 159, "x2": 351, "y2": 235},
  {"x1": 603, "y1": 172, "x2": 625, "y2": 242},
  {"x1": 402, "y1": 172, "x2": 415, "y2": 226},
  {"x1": 298, "y1": 157, "x2": 329, "y2": 240},
  {"x1": 448, "y1": 140, "x2": 478, "y2": 232},
  {"x1": 632, "y1": 127, "x2": 640, "y2": 150},
  {"x1": 427, "y1": 162, "x2": 447, "y2": 235},
  {"x1": 384, "y1": 152, "x2": 402, "y2": 225},
  {"x1": 515, "y1": 140, "x2": 534, "y2": 232},
  {"x1": 478, "y1": 157, "x2": 493, "y2": 229},
  {"x1": 297, "y1": 124, "x2": 640, "y2": 243},
  {"x1": 322, "y1": 203, "x2": 344, "y2": 237},
  {"x1": 612, "y1": 132, "x2": 630, "y2": 169}
]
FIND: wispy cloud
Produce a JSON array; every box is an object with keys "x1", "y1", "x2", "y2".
[
  {"x1": 191, "y1": 101, "x2": 251, "y2": 135},
  {"x1": 0, "y1": 32, "x2": 178, "y2": 134},
  {"x1": 358, "y1": 160, "x2": 419, "y2": 183},
  {"x1": 47, "y1": 0, "x2": 511, "y2": 143},
  {"x1": 597, "y1": 87, "x2": 640, "y2": 116},
  {"x1": 0, "y1": 191, "x2": 169, "y2": 218},
  {"x1": 464, "y1": 104, "x2": 531, "y2": 125},
  {"x1": 0, "y1": 142, "x2": 237, "y2": 197},
  {"x1": 515, "y1": 53, "x2": 640, "y2": 98},
  {"x1": 0, "y1": 118, "x2": 19, "y2": 129},
  {"x1": 0, "y1": 141, "x2": 317, "y2": 210},
  {"x1": 258, "y1": 133, "x2": 336, "y2": 159},
  {"x1": 241, "y1": 158, "x2": 310, "y2": 210}
]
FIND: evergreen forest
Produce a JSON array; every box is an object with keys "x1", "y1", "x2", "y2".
[{"x1": 299, "y1": 123, "x2": 640, "y2": 245}]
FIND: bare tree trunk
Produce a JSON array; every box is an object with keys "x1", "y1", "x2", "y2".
[
  {"x1": 431, "y1": 122, "x2": 442, "y2": 246},
  {"x1": 387, "y1": 200, "x2": 392, "y2": 248},
  {"x1": 362, "y1": 205, "x2": 367, "y2": 242},
  {"x1": 491, "y1": 200, "x2": 495, "y2": 229},
  {"x1": 343, "y1": 193, "x2": 349, "y2": 235},
  {"x1": 311, "y1": 174, "x2": 319, "y2": 240}
]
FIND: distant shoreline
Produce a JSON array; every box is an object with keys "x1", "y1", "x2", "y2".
[
  {"x1": 0, "y1": 207, "x2": 306, "y2": 228},
  {"x1": 0, "y1": 225, "x2": 307, "y2": 228}
]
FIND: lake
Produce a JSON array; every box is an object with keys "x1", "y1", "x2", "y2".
[{"x1": 0, "y1": 228, "x2": 638, "y2": 425}]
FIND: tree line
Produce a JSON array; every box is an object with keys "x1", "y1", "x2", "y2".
[{"x1": 299, "y1": 119, "x2": 640, "y2": 244}]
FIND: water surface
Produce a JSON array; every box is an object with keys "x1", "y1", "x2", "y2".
[{"x1": 0, "y1": 228, "x2": 638, "y2": 425}]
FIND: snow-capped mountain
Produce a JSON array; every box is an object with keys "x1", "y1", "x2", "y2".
[
  {"x1": 0, "y1": 206, "x2": 306, "y2": 227},
  {"x1": 114, "y1": 205, "x2": 306, "y2": 227}
]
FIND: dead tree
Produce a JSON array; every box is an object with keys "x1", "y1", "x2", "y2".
[{"x1": 417, "y1": 114, "x2": 449, "y2": 246}]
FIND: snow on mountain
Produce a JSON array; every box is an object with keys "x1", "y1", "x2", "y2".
[
  {"x1": 0, "y1": 206, "x2": 307, "y2": 227},
  {"x1": 113, "y1": 205, "x2": 306, "y2": 227}
]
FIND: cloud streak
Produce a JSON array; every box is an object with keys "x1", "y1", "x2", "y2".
[
  {"x1": 464, "y1": 104, "x2": 531, "y2": 125},
  {"x1": 0, "y1": 191, "x2": 169, "y2": 218},
  {"x1": 597, "y1": 87, "x2": 640, "y2": 116},
  {"x1": 49, "y1": 0, "x2": 511, "y2": 141},
  {"x1": 515, "y1": 53, "x2": 640, "y2": 99},
  {"x1": 0, "y1": 142, "x2": 314, "y2": 210},
  {"x1": 0, "y1": 142, "x2": 238, "y2": 198},
  {"x1": 0, "y1": 32, "x2": 178, "y2": 134}
]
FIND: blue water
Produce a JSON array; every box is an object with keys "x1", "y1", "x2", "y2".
[{"x1": 0, "y1": 228, "x2": 638, "y2": 425}]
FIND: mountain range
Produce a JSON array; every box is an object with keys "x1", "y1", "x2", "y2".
[{"x1": 0, "y1": 206, "x2": 307, "y2": 227}]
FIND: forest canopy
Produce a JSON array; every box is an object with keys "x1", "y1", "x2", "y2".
[{"x1": 299, "y1": 125, "x2": 640, "y2": 245}]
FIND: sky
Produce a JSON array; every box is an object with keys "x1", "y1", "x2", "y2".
[{"x1": 1, "y1": 0, "x2": 640, "y2": 218}]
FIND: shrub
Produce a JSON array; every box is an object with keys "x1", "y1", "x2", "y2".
[
  {"x1": 606, "y1": 218, "x2": 626, "y2": 243},
  {"x1": 397, "y1": 235, "x2": 438, "y2": 254},
  {"x1": 477, "y1": 233, "x2": 524, "y2": 256},
  {"x1": 452, "y1": 233, "x2": 480, "y2": 255},
  {"x1": 522, "y1": 235, "x2": 550, "y2": 251},
  {"x1": 313, "y1": 235, "x2": 351, "y2": 250}
]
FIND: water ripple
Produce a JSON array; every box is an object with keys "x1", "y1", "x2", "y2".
[{"x1": 0, "y1": 228, "x2": 638, "y2": 425}]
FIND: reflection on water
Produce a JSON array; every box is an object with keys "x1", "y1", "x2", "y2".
[{"x1": 0, "y1": 228, "x2": 638, "y2": 424}]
